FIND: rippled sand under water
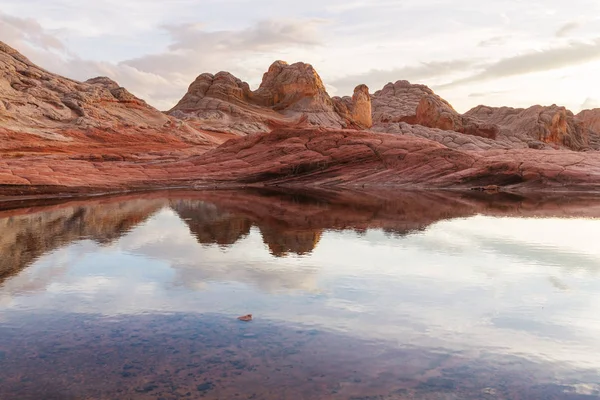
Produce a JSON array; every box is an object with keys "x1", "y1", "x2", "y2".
[{"x1": 0, "y1": 188, "x2": 600, "y2": 399}]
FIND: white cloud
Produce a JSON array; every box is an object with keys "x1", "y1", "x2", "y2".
[
  {"x1": 555, "y1": 20, "x2": 584, "y2": 37},
  {"x1": 2, "y1": 0, "x2": 600, "y2": 111},
  {"x1": 1, "y1": 14, "x2": 325, "y2": 110},
  {"x1": 438, "y1": 38, "x2": 600, "y2": 89}
]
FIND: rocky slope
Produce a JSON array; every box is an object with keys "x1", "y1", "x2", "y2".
[
  {"x1": 168, "y1": 60, "x2": 372, "y2": 134},
  {"x1": 578, "y1": 108, "x2": 600, "y2": 139},
  {"x1": 0, "y1": 40, "x2": 226, "y2": 160},
  {"x1": 3, "y1": 128, "x2": 600, "y2": 195},
  {"x1": 2, "y1": 40, "x2": 600, "y2": 195},
  {"x1": 466, "y1": 105, "x2": 600, "y2": 151},
  {"x1": 371, "y1": 80, "x2": 498, "y2": 140}
]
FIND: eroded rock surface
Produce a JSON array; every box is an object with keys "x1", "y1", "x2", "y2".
[
  {"x1": 371, "y1": 80, "x2": 497, "y2": 139},
  {"x1": 2, "y1": 40, "x2": 600, "y2": 196},
  {"x1": 3, "y1": 128, "x2": 600, "y2": 194},
  {"x1": 466, "y1": 105, "x2": 600, "y2": 151},
  {"x1": 0, "y1": 40, "x2": 224, "y2": 159},
  {"x1": 577, "y1": 109, "x2": 600, "y2": 147},
  {"x1": 169, "y1": 61, "x2": 372, "y2": 134}
]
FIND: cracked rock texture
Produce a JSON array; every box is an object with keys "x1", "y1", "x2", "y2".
[
  {"x1": 578, "y1": 108, "x2": 600, "y2": 141},
  {"x1": 3, "y1": 129, "x2": 600, "y2": 196}
]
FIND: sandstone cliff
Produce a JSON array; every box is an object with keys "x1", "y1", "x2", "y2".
[
  {"x1": 169, "y1": 61, "x2": 372, "y2": 134},
  {"x1": 1, "y1": 41, "x2": 165, "y2": 132}
]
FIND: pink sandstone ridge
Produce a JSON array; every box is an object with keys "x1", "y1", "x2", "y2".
[{"x1": 1, "y1": 40, "x2": 600, "y2": 196}]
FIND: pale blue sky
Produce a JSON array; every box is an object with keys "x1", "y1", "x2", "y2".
[{"x1": 1, "y1": 0, "x2": 599, "y2": 112}]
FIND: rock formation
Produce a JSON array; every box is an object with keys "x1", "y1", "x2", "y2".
[
  {"x1": 0, "y1": 40, "x2": 224, "y2": 160},
  {"x1": 466, "y1": 105, "x2": 600, "y2": 151},
  {"x1": 332, "y1": 84, "x2": 373, "y2": 130},
  {"x1": 169, "y1": 61, "x2": 372, "y2": 134},
  {"x1": 371, "y1": 80, "x2": 498, "y2": 139},
  {"x1": 577, "y1": 108, "x2": 600, "y2": 144},
  {"x1": 2, "y1": 41, "x2": 158, "y2": 132},
  {"x1": 2, "y1": 40, "x2": 600, "y2": 195}
]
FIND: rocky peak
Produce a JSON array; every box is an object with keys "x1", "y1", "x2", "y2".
[
  {"x1": 0, "y1": 40, "x2": 183, "y2": 134},
  {"x1": 332, "y1": 84, "x2": 373, "y2": 129},
  {"x1": 578, "y1": 108, "x2": 600, "y2": 133},
  {"x1": 85, "y1": 76, "x2": 120, "y2": 89},
  {"x1": 170, "y1": 71, "x2": 251, "y2": 113},
  {"x1": 169, "y1": 60, "x2": 371, "y2": 133},
  {"x1": 466, "y1": 104, "x2": 597, "y2": 150},
  {"x1": 372, "y1": 80, "x2": 497, "y2": 139},
  {"x1": 252, "y1": 60, "x2": 330, "y2": 110}
]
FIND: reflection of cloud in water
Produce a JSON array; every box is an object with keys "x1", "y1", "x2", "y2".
[
  {"x1": 123, "y1": 209, "x2": 320, "y2": 293},
  {"x1": 2, "y1": 193, "x2": 600, "y2": 372}
]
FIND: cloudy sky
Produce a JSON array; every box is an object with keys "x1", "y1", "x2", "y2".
[{"x1": 1, "y1": 0, "x2": 599, "y2": 112}]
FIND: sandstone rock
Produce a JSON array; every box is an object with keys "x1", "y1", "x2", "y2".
[
  {"x1": 578, "y1": 108, "x2": 600, "y2": 131},
  {"x1": 0, "y1": 40, "x2": 225, "y2": 159},
  {"x1": 252, "y1": 61, "x2": 330, "y2": 110},
  {"x1": 1, "y1": 40, "x2": 166, "y2": 130},
  {"x1": 173, "y1": 72, "x2": 252, "y2": 109},
  {"x1": 169, "y1": 61, "x2": 372, "y2": 134},
  {"x1": 371, "y1": 80, "x2": 497, "y2": 139},
  {"x1": 466, "y1": 104, "x2": 599, "y2": 151},
  {"x1": 577, "y1": 108, "x2": 600, "y2": 148},
  {"x1": 332, "y1": 84, "x2": 373, "y2": 129},
  {"x1": 2, "y1": 40, "x2": 600, "y2": 196}
]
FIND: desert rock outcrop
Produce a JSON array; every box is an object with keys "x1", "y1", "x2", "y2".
[
  {"x1": 371, "y1": 80, "x2": 497, "y2": 139},
  {"x1": 466, "y1": 105, "x2": 600, "y2": 151},
  {"x1": 0, "y1": 40, "x2": 223, "y2": 159},
  {"x1": 2, "y1": 40, "x2": 600, "y2": 196},
  {"x1": 577, "y1": 108, "x2": 600, "y2": 145},
  {"x1": 169, "y1": 61, "x2": 372, "y2": 134}
]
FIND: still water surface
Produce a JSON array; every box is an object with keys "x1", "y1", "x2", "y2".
[{"x1": 1, "y1": 189, "x2": 600, "y2": 399}]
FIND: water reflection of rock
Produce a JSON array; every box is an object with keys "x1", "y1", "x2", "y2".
[
  {"x1": 260, "y1": 228, "x2": 322, "y2": 257},
  {"x1": 168, "y1": 188, "x2": 600, "y2": 257},
  {"x1": 3, "y1": 188, "x2": 600, "y2": 282},
  {"x1": 170, "y1": 198, "x2": 323, "y2": 256},
  {"x1": 0, "y1": 197, "x2": 166, "y2": 282},
  {"x1": 170, "y1": 199, "x2": 252, "y2": 246}
]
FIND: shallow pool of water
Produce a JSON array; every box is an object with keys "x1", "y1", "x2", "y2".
[{"x1": 1, "y1": 189, "x2": 600, "y2": 399}]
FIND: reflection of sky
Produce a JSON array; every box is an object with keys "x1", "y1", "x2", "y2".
[{"x1": 2, "y1": 209, "x2": 600, "y2": 370}]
